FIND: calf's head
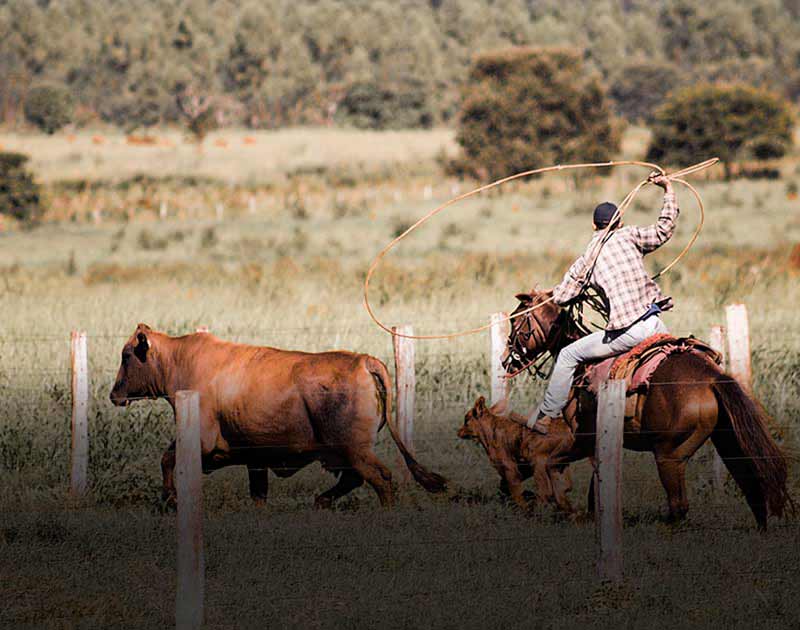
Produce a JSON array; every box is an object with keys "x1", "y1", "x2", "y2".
[
  {"x1": 109, "y1": 324, "x2": 165, "y2": 406},
  {"x1": 458, "y1": 396, "x2": 509, "y2": 440}
]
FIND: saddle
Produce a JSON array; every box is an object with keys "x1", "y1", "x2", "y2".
[{"x1": 572, "y1": 334, "x2": 722, "y2": 432}]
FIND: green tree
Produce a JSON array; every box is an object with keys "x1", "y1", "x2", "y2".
[
  {"x1": 455, "y1": 47, "x2": 621, "y2": 180},
  {"x1": 0, "y1": 152, "x2": 43, "y2": 224},
  {"x1": 610, "y1": 61, "x2": 682, "y2": 123},
  {"x1": 337, "y1": 81, "x2": 433, "y2": 130},
  {"x1": 23, "y1": 83, "x2": 73, "y2": 133},
  {"x1": 647, "y1": 84, "x2": 794, "y2": 178}
]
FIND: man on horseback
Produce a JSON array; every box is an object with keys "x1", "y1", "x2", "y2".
[{"x1": 520, "y1": 172, "x2": 678, "y2": 435}]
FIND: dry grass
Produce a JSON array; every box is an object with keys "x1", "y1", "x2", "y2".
[
  {"x1": 1, "y1": 127, "x2": 799, "y2": 628},
  {"x1": 0, "y1": 127, "x2": 458, "y2": 185}
]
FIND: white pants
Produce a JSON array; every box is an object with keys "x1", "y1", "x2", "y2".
[{"x1": 538, "y1": 315, "x2": 668, "y2": 418}]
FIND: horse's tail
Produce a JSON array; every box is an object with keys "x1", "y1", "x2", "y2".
[
  {"x1": 710, "y1": 374, "x2": 792, "y2": 529},
  {"x1": 366, "y1": 356, "x2": 447, "y2": 494}
]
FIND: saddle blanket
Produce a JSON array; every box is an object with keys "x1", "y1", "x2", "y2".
[{"x1": 574, "y1": 333, "x2": 722, "y2": 397}]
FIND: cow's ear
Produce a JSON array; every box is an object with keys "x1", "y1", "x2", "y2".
[{"x1": 134, "y1": 331, "x2": 150, "y2": 362}]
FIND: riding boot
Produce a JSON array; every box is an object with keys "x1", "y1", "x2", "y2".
[{"x1": 527, "y1": 411, "x2": 552, "y2": 435}]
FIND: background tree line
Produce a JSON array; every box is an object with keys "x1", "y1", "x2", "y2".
[{"x1": 3, "y1": 0, "x2": 800, "y2": 132}]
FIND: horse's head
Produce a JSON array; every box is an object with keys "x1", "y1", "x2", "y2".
[{"x1": 501, "y1": 288, "x2": 580, "y2": 377}]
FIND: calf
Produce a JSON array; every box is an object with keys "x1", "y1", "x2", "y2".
[
  {"x1": 110, "y1": 324, "x2": 446, "y2": 507},
  {"x1": 458, "y1": 396, "x2": 575, "y2": 512}
]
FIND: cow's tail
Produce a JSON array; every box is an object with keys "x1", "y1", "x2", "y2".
[{"x1": 366, "y1": 357, "x2": 447, "y2": 493}]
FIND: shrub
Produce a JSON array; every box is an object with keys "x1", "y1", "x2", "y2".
[
  {"x1": 24, "y1": 84, "x2": 74, "y2": 134},
  {"x1": 454, "y1": 47, "x2": 621, "y2": 181},
  {"x1": 200, "y1": 227, "x2": 218, "y2": 249},
  {"x1": 0, "y1": 153, "x2": 44, "y2": 224},
  {"x1": 337, "y1": 81, "x2": 433, "y2": 130},
  {"x1": 137, "y1": 229, "x2": 169, "y2": 251},
  {"x1": 647, "y1": 84, "x2": 794, "y2": 178},
  {"x1": 176, "y1": 87, "x2": 218, "y2": 143}
]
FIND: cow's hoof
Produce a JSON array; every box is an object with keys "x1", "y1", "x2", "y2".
[
  {"x1": 160, "y1": 492, "x2": 177, "y2": 513},
  {"x1": 314, "y1": 496, "x2": 333, "y2": 510}
]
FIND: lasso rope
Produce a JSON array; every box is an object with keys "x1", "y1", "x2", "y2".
[{"x1": 363, "y1": 158, "x2": 719, "y2": 340}]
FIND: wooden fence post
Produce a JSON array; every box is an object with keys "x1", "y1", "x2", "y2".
[
  {"x1": 70, "y1": 331, "x2": 89, "y2": 496},
  {"x1": 708, "y1": 325, "x2": 727, "y2": 491},
  {"x1": 595, "y1": 379, "x2": 625, "y2": 582},
  {"x1": 392, "y1": 325, "x2": 415, "y2": 480},
  {"x1": 726, "y1": 304, "x2": 752, "y2": 393},
  {"x1": 489, "y1": 312, "x2": 510, "y2": 405},
  {"x1": 175, "y1": 390, "x2": 204, "y2": 630}
]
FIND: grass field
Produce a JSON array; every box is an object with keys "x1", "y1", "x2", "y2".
[{"x1": 2, "y1": 127, "x2": 800, "y2": 628}]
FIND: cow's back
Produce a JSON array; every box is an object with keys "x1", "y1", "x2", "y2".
[{"x1": 181, "y1": 335, "x2": 377, "y2": 448}]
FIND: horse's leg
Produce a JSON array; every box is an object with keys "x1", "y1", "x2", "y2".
[
  {"x1": 654, "y1": 453, "x2": 689, "y2": 521},
  {"x1": 655, "y1": 393, "x2": 717, "y2": 518}
]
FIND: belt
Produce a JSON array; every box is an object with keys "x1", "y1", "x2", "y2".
[{"x1": 603, "y1": 301, "x2": 666, "y2": 343}]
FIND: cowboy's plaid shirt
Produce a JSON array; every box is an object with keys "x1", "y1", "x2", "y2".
[{"x1": 552, "y1": 192, "x2": 679, "y2": 331}]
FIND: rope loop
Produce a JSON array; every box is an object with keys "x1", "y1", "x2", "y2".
[{"x1": 363, "y1": 158, "x2": 719, "y2": 341}]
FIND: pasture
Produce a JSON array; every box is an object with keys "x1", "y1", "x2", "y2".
[{"x1": 2, "y1": 127, "x2": 800, "y2": 628}]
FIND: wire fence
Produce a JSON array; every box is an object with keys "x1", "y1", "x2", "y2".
[{"x1": 2, "y1": 319, "x2": 798, "y2": 529}]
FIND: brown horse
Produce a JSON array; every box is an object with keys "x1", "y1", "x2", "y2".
[{"x1": 504, "y1": 289, "x2": 791, "y2": 529}]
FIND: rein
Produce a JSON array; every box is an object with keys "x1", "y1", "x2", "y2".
[{"x1": 502, "y1": 298, "x2": 589, "y2": 380}]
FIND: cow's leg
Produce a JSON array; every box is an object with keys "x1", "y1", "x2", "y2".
[
  {"x1": 496, "y1": 464, "x2": 527, "y2": 509},
  {"x1": 201, "y1": 449, "x2": 233, "y2": 474},
  {"x1": 550, "y1": 466, "x2": 574, "y2": 514},
  {"x1": 350, "y1": 451, "x2": 394, "y2": 507},
  {"x1": 247, "y1": 463, "x2": 269, "y2": 504},
  {"x1": 314, "y1": 469, "x2": 364, "y2": 509},
  {"x1": 532, "y1": 457, "x2": 555, "y2": 505},
  {"x1": 161, "y1": 440, "x2": 177, "y2": 506},
  {"x1": 500, "y1": 464, "x2": 534, "y2": 502}
]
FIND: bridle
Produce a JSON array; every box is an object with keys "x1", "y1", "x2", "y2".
[{"x1": 502, "y1": 294, "x2": 594, "y2": 380}]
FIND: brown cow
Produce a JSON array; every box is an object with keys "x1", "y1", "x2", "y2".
[
  {"x1": 458, "y1": 396, "x2": 575, "y2": 512},
  {"x1": 109, "y1": 324, "x2": 446, "y2": 507}
]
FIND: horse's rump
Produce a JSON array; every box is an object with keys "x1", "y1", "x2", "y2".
[
  {"x1": 575, "y1": 333, "x2": 722, "y2": 396},
  {"x1": 571, "y1": 334, "x2": 723, "y2": 432}
]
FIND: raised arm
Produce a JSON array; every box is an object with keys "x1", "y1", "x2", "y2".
[
  {"x1": 630, "y1": 174, "x2": 679, "y2": 254},
  {"x1": 552, "y1": 254, "x2": 588, "y2": 306}
]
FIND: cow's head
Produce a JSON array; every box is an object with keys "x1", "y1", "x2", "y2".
[
  {"x1": 458, "y1": 396, "x2": 509, "y2": 440},
  {"x1": 459, "y1": 396, "x2": 486, "y2": 440},
  {"x1": 109, "y1": 324, "x2": 164, "y2": 406}
]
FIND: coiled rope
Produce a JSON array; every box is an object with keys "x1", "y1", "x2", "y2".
[{"x1": 363, "y1": 158, "x2": 719, "y2": 340}]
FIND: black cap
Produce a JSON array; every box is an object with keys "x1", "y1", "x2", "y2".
[{"x1": 593, "y1": 202, "x2": 619, "y2": 228}]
